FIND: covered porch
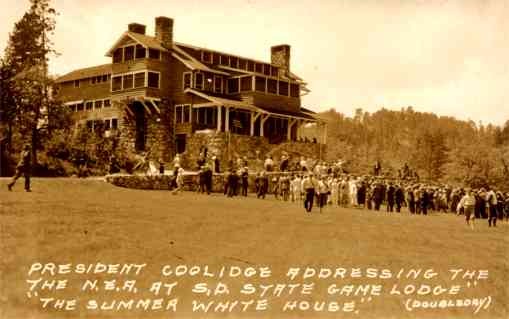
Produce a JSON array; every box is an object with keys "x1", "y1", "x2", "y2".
[{"x1": 182, "y1": 89, "x2": 321, "y2": 144}]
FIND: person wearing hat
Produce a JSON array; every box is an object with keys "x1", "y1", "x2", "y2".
[
  {"x1": 302, "y1": 173, "x2": 317, "y2": 213},
  {"x1": 457, "y1": 188, "x2": 476, "y2": 229},
  {"x1": 7, "y1": 144, "x2": 32, "y2": 192}
]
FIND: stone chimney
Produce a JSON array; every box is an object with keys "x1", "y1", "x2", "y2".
[
  {"x1": 271, "y1": 44, "x2": 291, "y2": 77},
  {"x1": 155, "y1": 17, "x2": 173, "y2": 49},
  {"x1": 128, "y1": 23, "x2": 146, "y2": 34}
]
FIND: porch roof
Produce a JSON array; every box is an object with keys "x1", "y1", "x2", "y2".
[{"x1": 185, "y1": 88, "x2": 317, "y2": 122}]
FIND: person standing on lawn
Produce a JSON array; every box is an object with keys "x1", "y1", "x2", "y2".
[
  {"x1": 457, "y1": 188, "x2": 476, "y2": 229},
  {"x1": 302, "y1": 173, "x2": 317, "y2": 213},
  {"x1": 7, "y1": 144, "x2": 32, "y2": 192}
]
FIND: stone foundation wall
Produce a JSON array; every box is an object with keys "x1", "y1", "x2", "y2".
[
  {"x1": 106, "y1": 171, "x2": 297, "y2": 193},
  {"x1": 181, "y1": 131, "x2": 324, "y2": 171}
]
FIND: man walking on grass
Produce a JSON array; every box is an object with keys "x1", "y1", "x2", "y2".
[
  {"x1": 302, "y1": 173, "x2": 317, "y2": 213},
  {"x1": 457, "y1": 188, "x2": 476, "y2": 229},
  {"x1": 7, "y1": 144, "x2": 31, "y2": 192}
]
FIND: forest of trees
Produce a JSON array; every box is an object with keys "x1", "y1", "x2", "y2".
[{"x1": 318, "y1": 107, "x2": 509, "y2": 190}]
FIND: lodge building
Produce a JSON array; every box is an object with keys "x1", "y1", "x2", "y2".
[{"x1": 56, "y1": 17, "x2": 323, "y2": 165}]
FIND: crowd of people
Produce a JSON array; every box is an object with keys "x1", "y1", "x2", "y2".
[{"x1": 186, "y1": 151, "x2": 509, "y2": 229}]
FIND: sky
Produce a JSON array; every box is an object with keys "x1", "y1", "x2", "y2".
[{"x1": 1, "y1": 0, "x2": 508, "y2": 126}]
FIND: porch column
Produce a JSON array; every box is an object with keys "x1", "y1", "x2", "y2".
[
  {"x1": 321, "y1": 122, "x2": 327, "y2": 145},
  {"x1": 216, "y1": 105, "x2": 222, "y2": 132},
  {"x1": 250, "y1": 111, "x2": 261, "y2": 136},
  {"x1": 260, "y1": 114, "x2": 269, "y2": 137},
  {"x1": 225, "y1": 106, "x2": 230, "y2": 132},
  {"x1": 287, "y1": 118, "x2": 297, "y2": 141}
]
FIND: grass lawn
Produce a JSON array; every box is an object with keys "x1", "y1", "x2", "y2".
[{"x1": 0, "y1": 178, "x2": 508, "y2": 319}]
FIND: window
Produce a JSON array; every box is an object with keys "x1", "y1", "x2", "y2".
[
  {"x1": 255, "y1": 76, "x2": 266, "y2": 92},
  {"x1": 113, "y1": 48, "x2": 123, "y2": 63},
  {"x1": 230, "y1": 57, "x2": 238, "y2": 68},
  {"x1": 183, "y1": 105, "x2": 190, "y2": 123},
  {"x1": 86, "y1": 120, "x2": 93, "y2": 131},
  {"x1": 204, "y1": 75, "x2": 214, "y2": 91},
  {"x1": 148, "y1": 49, "x2": 160, "y2": 59},
  {"x1": 91, "y1": 77, "x2": 96, "y2": 84},
  {"x1": 255, "y1": 63, "x2": 262, "y2": 73},
  {"x1": 227, "y1": 78, "x2": 239, "y2": 94},
  {"x1": 263, "y1": 64, "x2": 271, "y2": 76},
  {"x1": 267, "y1": 78, "x2": 277, "y2": 94},
  {"x1": 135, "y1": 45, "x2": 146, "y2": 59},
  {"x1": 104, "y1": 99, "x2": 111, "y2": 107},
  {"x1": 104, "y1": 119, "x2": 111, "y2": 130},
  {"x1": 69, "y1": 104, "x2": 76, "y2": 112},
  {"x1": 102, "y1": 75, "x2": 108, "y2": 82},
  {"x1": 85, "y1": 101, "x2": 93, "y2": 111},
  {"x1": 95, "y1": 100, "x2": 103, "y2": 109},
  {"x1": 240, "y1": 76, "x2": 252, "y2": 91},
  {"x1": 202, "y1": 51, "x2": 212, "y2": 63},
  {"x1": 123, "y1": 74, "x2": 134, "y2": 89},
  {"x1": 278, "y1": 81, "x2": 289, "y2": 96},
  {"x1": 213, "y1": 53, "x2": 220, "y2": 65},
  {"x1": 194, "y1": 73, "x2": 203, "y2": 90},
  {"x1": 183, "y1": 72, "x2": 192, "y2": 89},
  {"x1": 247, "y1": 61, "x2": 255, "y2": 72},
  {"x1": 111, "y1": 118, "x2": 118, "y2": 130},
  {"x1": 176, "y1": 105, "x2": 183, "y2": 124},
  {"x1": 112, "y1": 76, "x2": 122, "y2": 91},
  {"x1": 74, "y1": 80, "x2": 80, "y2": 88},
  {"x1": 134, "y1": 72, "x2": 145, "y2": 88},
  {"x1": 214, "y1": 76, "x2": 222, "y2": 93},
  {"x1": 147, "y1": 72, "x2": 160, "y2": 88},
  {"x1": 239, "y1": 59, "x2": 247, "y2": 70},
  {"x1": 290, "y1": 83, "x2": 300, "y2": 98},
  {"x1": 271, "y1": 66, "x2": 278, "y2": 77},
  {"x1": 220, "y1": 54, "x2": 229, "y2": 66},
  {"x1": 77, "y1": 103, "x2": 84, "y2": 111},
  {"x1": 124, "y1": 46, "x2": 134, "y2": 61}
]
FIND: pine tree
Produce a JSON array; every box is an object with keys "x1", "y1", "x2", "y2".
[{"x1": 2, "y1": 0, "x2": 64, "y2": 167}]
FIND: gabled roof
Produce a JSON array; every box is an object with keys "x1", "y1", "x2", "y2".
[
  {"x1": 105, "y1": 31, "x2": 168, "y2": 56},
  {"x1": 175, "y1": 42, "x2": 306, "y2": 83},
  {"x1": 172, "y1": 45, "x2": 230, "y2": 76},
  {"x1": 55, "y1": 64, "x2": 112, "y2": 83}
]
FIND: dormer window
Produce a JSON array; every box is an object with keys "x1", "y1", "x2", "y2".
[
  {"x1": 247, "y1": 61, "x2": 255, "y2": 72},
  {"x1": 239, "y1": 59, "x2": 247, "y2": 70},
  {"x1": 220, "y1": 55, "x2": 229, "y2": 66},
  {"x1": 263, "y1": 64, "x2": 271, "y2": 76},
  {"x1": 148, "y1": 49, "x2": 160, "y2": 60},
  {"x1": 202, "y1": 51, "x2": 212, "y2": 63},
  {"x1": 135, "y1": 45, "x2": 146, "y2": 59},
  {"x1": 230, "y1": 57, "x2": 238, "y2": 68},
  {"x1": 255, "y1": 63, "x2": 263, "y2": 74},
  {"x1": 124, "y1": 46, "x2": 135, "y2": 61}
]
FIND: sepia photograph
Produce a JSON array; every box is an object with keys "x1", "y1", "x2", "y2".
[{"x1": 0, "y1": 0, "x2": 508, "y2": 318}]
